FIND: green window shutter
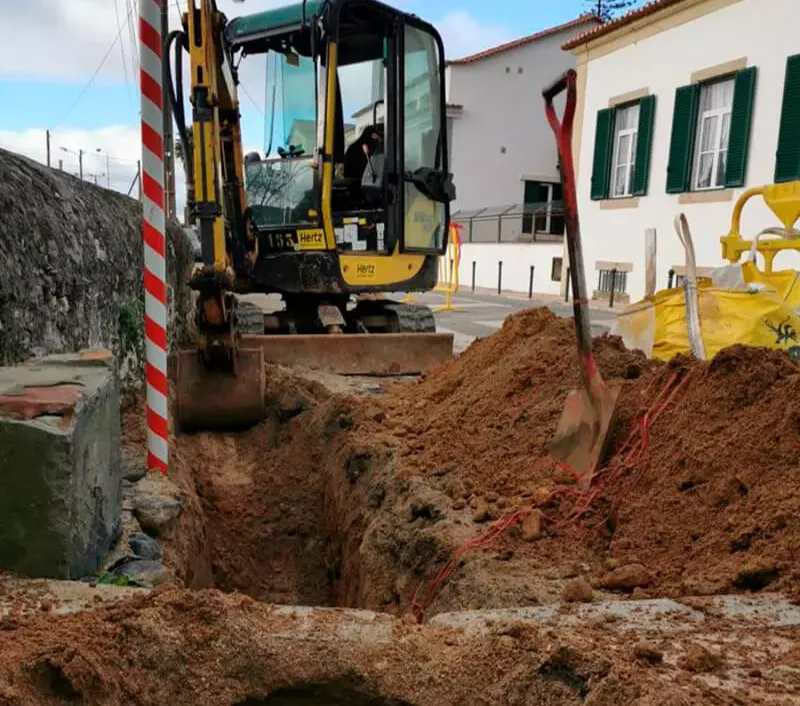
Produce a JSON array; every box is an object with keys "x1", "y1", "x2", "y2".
[
  {"x1": 725, "y1": 66, "x2": 757, "y2": 188},
  {"x1": 665, "y1": 83, "x2": 700, "y2": 193},
  {"x1": 632, "y1": 95, "x2": 656, "y2": 196},
  {"x1": 775, "y1": 54, "x2": 800, "y2": 183},
  {"x1": 590, "y1": 108, "x2": 614, "y2": 200}
]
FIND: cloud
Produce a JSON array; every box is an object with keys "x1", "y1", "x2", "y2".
[
  {"x1": 0, "y1": 1, "x2": 512, "y2": 83},
  {"x1": 437, "y1": 10, "x2": 514, "y2": 61}
]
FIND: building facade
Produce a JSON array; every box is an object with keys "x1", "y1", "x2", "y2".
[
  {"x1": 566, "y1": 0, "x2": 800, "y2": 303},
  {"x1": 446, "y1": 16, "x2": 600, "y2": 296}
]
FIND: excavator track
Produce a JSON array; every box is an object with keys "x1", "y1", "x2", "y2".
[
  {"x1": 379, "y1": 301, "x2": 437, "y2": 334},
  {"x1": 349, "y1": 299, "x2": 437, "y2": 334}
]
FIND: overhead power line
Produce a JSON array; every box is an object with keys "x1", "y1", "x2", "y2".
[
  {"x1": 114, "y1": 0, "x2": 134, "y2": 113},
  {"x1": 52, "y1": 3, "x2": 136, "y2": 129}
]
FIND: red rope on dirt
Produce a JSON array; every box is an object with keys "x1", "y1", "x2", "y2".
[
  {"x1": 410, "y1": 509, "x2": 527, "y2": 622},
  {"x1": 409, "y1": 367, "x2": 695, "y2": 623}
]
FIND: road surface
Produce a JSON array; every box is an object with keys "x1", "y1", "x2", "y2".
[{"x1": 403, "y1": 290, "x2": 619, "y2": 354}]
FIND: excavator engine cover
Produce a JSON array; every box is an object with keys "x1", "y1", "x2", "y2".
[{"x1": 175, "y1": 347, "x2": 266, "y2": 431}]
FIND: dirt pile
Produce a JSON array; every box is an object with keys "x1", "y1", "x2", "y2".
[
  {"x1": 328, "y1": 309, "x2": 800, "y2": 612},
  {"x1": 1, "y1": 585, "x2": 797, "y2": 706}
]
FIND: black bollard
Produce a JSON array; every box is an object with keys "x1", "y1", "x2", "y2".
[{"x1": 609, "y1": 269, "x2": 617, "y2": 308}]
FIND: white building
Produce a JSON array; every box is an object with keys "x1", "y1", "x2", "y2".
[
  {"x1": 446, "y1": 15, "x2": 600, "y2": 296},
  {"x1": 566, "y1": 0, "x2": 800, "y2": 304}
]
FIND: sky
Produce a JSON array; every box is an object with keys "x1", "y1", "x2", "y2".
[{"x1": 0, "y1": 0, "x2": 642, "y2": 211}]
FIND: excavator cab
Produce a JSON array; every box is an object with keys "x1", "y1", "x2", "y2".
[{"x1": 168, "y1": 1, "x2": 455, "y2": 430}]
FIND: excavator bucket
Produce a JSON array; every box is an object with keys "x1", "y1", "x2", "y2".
[
  {"x1": 175, "y1": 347, "x2": 266, "y2": 431},
  {"x1": 173, "y1": 332, "x2": 454, "y2": 432}
]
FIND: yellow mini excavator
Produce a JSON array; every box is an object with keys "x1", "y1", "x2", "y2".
[{"x1": 166, "y1": 0, "x2": 456, "y2": 430}]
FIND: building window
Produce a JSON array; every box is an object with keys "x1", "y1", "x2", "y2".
[
  {"x1": 522, "y1": 180, "x2": 565, "y2": 236},
  {"x1": 590, "y1": 95, "x2": 655, "y2": 201},
  {"x1": 551, "y1": 257, "x2": 563, "y2": 282},
  {"x1": 775, "y1": 53, "x2": 800, "y2": 183},
  {"x1": 692, "y1": 78, "x2": 734, "y2": 190},
  {"x1": 597, "y1": 269, "x2": 627, "y2": 294},
  {"x1": 666, "y1": 66, "x2": 757, "y2": 194},
  {"x1": 610, "y1": 103, "x2": 640, "y2": 198}
]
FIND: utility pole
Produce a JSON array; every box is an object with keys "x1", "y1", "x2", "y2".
[
  {"x1": 161, "y1": 0, "x2": 177, "y2": 219},
  {"x1": 137, "y1": 159, "x2": 142, "y2": 200},
  {"x1": 46, "y1": 130, "x2": 51, "y2": 168},
  {"x1": 79, "y1": 149, "x2": 84, "y2": 181},
  {"x1": 107, "y1": 153, "x2": 111, "y2": 188}
]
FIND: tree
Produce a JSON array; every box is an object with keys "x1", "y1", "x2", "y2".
[{"x1": 584, "y1": 0, "x2": 640, "y2": 21}]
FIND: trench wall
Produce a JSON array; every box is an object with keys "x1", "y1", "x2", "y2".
[{"x1": 0, "y1": 147, "x2": 192, "y2": 395}]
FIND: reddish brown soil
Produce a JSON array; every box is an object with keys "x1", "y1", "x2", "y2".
[
  {"x1": 3, "y1": 308, "x2": 800, "y2": 704},
  {"x1": 132, "y1": 307, "x2": 800, "y2": 616},
  {"x1": 322, "y1": 309, "x2": 800, "y2": 613},
  {"x1": 0, "y1": 586, "x2": 797, "y2": 706},
  {"x1": 172, "y1": 367, "x2": 348, "y2": 605}
]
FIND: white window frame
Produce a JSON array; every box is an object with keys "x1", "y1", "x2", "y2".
[
  {"x1": 535, "y1": 183, "x2": 555, "y2": 234},
  {"x1": 522, "y1": 180, "x2": 561, "y2": 236},
  {"x1": 609, "y1": 103, "x2": 639, "y2": 198},
  {"x1": 691, "y1": 77, "x2": 734, "y2": 191}
]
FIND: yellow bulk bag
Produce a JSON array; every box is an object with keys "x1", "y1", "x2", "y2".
[
  {"x1": 612, "y1": 281, "x2": 800, "y2": 362},
  {"x1": 740, "y1": 261, "x2": 800, "y2": 310}
]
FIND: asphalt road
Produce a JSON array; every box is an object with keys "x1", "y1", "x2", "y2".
[
  {"x1": 241, "y1": 289, "x2": 619, "y2": 355},
  {"x1": 399, "y1": 290, "x2": 619, "y2": 354}
]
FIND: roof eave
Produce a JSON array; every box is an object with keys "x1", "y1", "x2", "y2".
[
  {"x1": 446, "y1": 14, "x2": 601, "y2": 67},
  {"x1": 562, "y1": 0, "x2": 692, "y2": 51}
]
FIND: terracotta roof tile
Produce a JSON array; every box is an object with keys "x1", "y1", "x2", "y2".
[
  {"x1": 562, "y1": 0, "x2": 691, "y2": 50},
  {"x1": 446, "y1": 14, "x2": 601, "y2": 66}
]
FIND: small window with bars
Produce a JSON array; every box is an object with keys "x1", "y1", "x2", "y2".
[{"x1": 597, "y1": 269, "x2": 627, "y2": 294}]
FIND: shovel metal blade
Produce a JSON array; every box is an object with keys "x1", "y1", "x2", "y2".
[{"x1": 548, "y1": 380, "x2": 622, "y2": 488}]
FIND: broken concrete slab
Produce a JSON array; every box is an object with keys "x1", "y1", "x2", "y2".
[
  {"x1": 429, "y1": 594, "x2": 800, "y2": 633},
  {"x1": 0, "y1": 349, "x2": 122, "y2": 579}
]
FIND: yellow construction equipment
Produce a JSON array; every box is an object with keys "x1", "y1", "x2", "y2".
[
  {"x1": 613, "y1": 180, "x2": 800, "y2": 362},
  {"x1": 166, "y1": 0, "x2": 456, "y2": 430}
]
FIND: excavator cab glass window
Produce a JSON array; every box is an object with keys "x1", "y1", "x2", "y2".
[
  {"x1": 402, "y1": 25, "x2": 446, "y2": 252},
  {"x1": 245, "y1": 50, "x2": 318, "y2": 229}
]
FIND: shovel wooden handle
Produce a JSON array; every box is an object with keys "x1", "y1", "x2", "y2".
[{"x1": 543, "y1": 69, "x2": 600, "y2": 391}]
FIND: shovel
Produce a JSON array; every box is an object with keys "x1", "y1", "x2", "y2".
[{"x1": 542, "y1": 70, "x2": 622, "y2": 488}]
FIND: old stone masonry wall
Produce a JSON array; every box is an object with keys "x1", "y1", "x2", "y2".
[{"x1": 0, "y1": 148, "x2": 192, "y2": 392}]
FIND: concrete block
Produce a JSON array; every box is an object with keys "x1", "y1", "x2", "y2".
[{"x1": 0, "y1": 349, "x2": 122, "y2": 579}]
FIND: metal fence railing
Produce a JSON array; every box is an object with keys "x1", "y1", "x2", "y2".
[{"x1": 452, "y1": 200, "x2": 566, "y2": 244}]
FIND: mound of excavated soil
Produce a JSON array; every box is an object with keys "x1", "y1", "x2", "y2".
[{"x1": 329, "y1": 309, "x2": 800, "y2": 613}]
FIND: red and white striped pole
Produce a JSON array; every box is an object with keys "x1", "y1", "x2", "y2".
[{"x1": 140, "y1": 0, "x2": 169, "y2": 474}]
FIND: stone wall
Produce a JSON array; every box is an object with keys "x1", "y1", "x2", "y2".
[{"x1": 0, "y1": 148, "x2": 193, "y2": 395}]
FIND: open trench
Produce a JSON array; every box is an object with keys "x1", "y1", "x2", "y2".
[{"x1": 87, "y1": 315, "x2": 800, "y2": 705}]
